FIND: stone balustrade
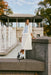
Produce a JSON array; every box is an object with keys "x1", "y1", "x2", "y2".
[{"x1": 0, "y1": 25, "x2": 17, "y2": 55}]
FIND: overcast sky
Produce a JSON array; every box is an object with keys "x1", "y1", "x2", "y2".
[{"x1": 4, "y1": 0, "x2": 43, "y2": 15}]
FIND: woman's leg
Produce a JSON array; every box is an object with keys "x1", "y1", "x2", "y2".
[
  {"x1": 20, "y1": 50, "x2": 26, "y2": 59},
  {"x1": 20, "y1": 49, "x2": 25, "y2": 59},
  {"x1": 17, "y1": 49, "x2": 24, "y2": 59},
  {"x1": 20, "y1": 49, "x2": 24, "y2": 54}
]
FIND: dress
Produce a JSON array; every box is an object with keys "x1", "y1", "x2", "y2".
[{"x1": 21, "y1": 24, "x2": 32, "y2": 50}]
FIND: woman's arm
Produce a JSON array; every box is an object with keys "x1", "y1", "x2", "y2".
[
  {"x1": 31, "y1": 33, "x2": 34, "y2": 39},
  {"x1": 29, "y1": 25, "x2": 35, "y2": 39}
]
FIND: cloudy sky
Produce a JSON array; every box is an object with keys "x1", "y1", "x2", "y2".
[{"x1": 4, "y1": 0, "x2": 43, "y2": 15}]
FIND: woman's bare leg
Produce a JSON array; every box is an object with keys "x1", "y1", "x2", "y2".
[
  {"x1": 20, "y1": 49, "x2": 24, "y2": 59},
  {"x1": 20, "y1": 49, "x2": 24, "y2": 54},
  {"x1": 17, "y1": 49, "x2": 24, "y2": 59},
  {"x1": 20, "y1": 50, "x2": 26, "y2": 59}
]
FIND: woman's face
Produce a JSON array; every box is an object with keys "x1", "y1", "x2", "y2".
[{"x1": 26, "y1": 19, "x2": 29, "y2": 25}]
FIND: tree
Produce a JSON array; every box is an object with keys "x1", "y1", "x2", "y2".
[
  {"x1": 37, "y1": 0, "x2": 51, "y2": 25},
  {"x1": 0, "y1": 0, "x2": 13, "y2": 15},
  {"x1": 44, "y1": 24, "x2": 51, "y2": 36},
  {"x1": 38, "y1": 0, "x2": 51, "y2": 7},
  {"x1": 0, "y1": 0, "x2": 13, "y2": 26},
  {"x1": 36, "y1": 0, "x2": 51, "y2": 36},
  {"x1": 0, "y1": 0, "x2": 8, "y2": 15},
  {"x1": 6, "y1": 7, "x2": 13, "y2": 15}
]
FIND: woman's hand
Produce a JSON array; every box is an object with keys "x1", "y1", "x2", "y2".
[
  {"x1": 31, "y1": 33, "x2": 36, "y2": 39},
  {"x1": 31, "y1": 33, "x2": 33, "y2": 39},
  {"x1": 32, "y1": 37, "x2": 36, "y2": 39}
]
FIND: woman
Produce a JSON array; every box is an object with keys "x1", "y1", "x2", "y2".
[{"x1": 17, "y1": 18, "x2": 34, "y2": 59}]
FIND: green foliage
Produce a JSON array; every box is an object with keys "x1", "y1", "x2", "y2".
[
  {"x1": 6, "y1": 7, "x2": 13, "y2": 15},
  {"x1": 38, "y1": 0, "x2": 51, "y2": 6},
  {"x1": 37, "y1": 0, "x2": 51, "y2": 25},
  {"x1": 44, "y1": 0, "x2": 51, "y2": 5},
  {"x1": 44, "y1": 25, "x2": 51, "y2": 36},
  {"x1": 38, "y1": 1, "x2": 47, "y2": 7},
  {"x1": 37, "y1": 0, "x2": 51, "y2": 36}
]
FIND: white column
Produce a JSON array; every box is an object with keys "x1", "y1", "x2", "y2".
[
  {"x1": 16, "y1": 18, "x2": 18, "y2": 38},
  {"x1": 3, "y1": 25, "x2": 7, "y2": 50},
  {"x1": 10, "y1": 27, "x2": 14, "y2": 47},
  {"x1": 33, "y1": 18, "x2": 35, "y2": 27},
  {"x1": 12, "y1": 29, "x2": 14, "y2": 45},
  {"x1": 8, "y1": 18, "x2": 9, "y2": 26},
  {"x1": 8, "y1": 26, "x2": 11, "y2": 47},
  {"x1": 12, "y1": 28, "x2": 17, "y2": 46},
  {"x1": 15, "y1": 27, "x2": 17, "y2": 44}
]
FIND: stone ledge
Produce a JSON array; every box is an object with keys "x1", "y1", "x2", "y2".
[
  {"x1": 32, "y1": 37, "x2": 51, "y2": 44},
  {"x1": 0, "y1": 59, "x2": 44, "y2": 71}
]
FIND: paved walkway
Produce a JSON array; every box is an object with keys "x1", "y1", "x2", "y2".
[{"x1": 0, "y1": 43, "x2": 21, "y2": 59}]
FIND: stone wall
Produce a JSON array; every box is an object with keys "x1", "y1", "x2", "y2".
[{"x1": 26, "y1": 37, "x2": 51, "y2": 75}]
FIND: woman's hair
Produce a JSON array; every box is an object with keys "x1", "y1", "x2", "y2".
[{"x1": 25, "y1": 18, "x2": 30, "y2": 22}]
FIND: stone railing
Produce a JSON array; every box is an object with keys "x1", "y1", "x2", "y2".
[{"x1": 0, "y1": 25, "x2": 17, "y2": 55}]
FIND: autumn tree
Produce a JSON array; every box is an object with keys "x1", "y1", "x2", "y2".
[{"x1": 0, "y1": 0, "x2": 8, "y2": 15}]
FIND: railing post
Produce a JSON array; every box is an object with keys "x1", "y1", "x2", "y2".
[
  {"x1": 16, "y1": 18, "x2": 18, "y2": 38},
  {"x1": 7, "y1": 18, "x2": 10, "y2": 48},
  {"x1": 3, "y1": 25, "x2": 7, "y2": 50}
]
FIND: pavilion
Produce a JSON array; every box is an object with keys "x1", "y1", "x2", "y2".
[
  {"x1": 0, "y1": 14, "x2": 43, "y2": 24},
  {"x1": 0, "y1": 14, "x2": 44, "y2": 38}
]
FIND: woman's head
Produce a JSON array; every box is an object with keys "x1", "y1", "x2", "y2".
[{"x1": 25, "y1": 18, "x2": 29, "y2": 25}]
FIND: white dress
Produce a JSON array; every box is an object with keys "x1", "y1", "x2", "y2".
[{"x1": 21, "y1": 24, "x2": 32, "y2": 50}]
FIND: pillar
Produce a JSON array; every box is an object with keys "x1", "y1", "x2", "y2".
[
  {"x1": 33, "y1": 18, "x2": 35, "y2": 27},
  {"x1": 8, "y1": 18, "x2": 9, "y2": 26},
  {"x1": 8, "y1": 26, "x2": 11, "y2": 47},
  {"x1": 39, "y1": 22, "x2": 40, "y2": 27},
  {"x1": 3, "y1": 25, "x2": 7, "y2": 50},
  {"x1": 16, "y1": 18, "x2": 18, "y2": 38}
]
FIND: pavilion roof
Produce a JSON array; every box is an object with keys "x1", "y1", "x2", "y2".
[
  {"x1": 7, "y1": 14, "x2": 34, "y2": 18},
  {"x1": 0, "y1": 14, "x2": 43, "y2": 22}
]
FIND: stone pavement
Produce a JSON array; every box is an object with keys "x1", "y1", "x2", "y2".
[{"x1": 0, "y1": 43, "x2": 21, "y2": 58}]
